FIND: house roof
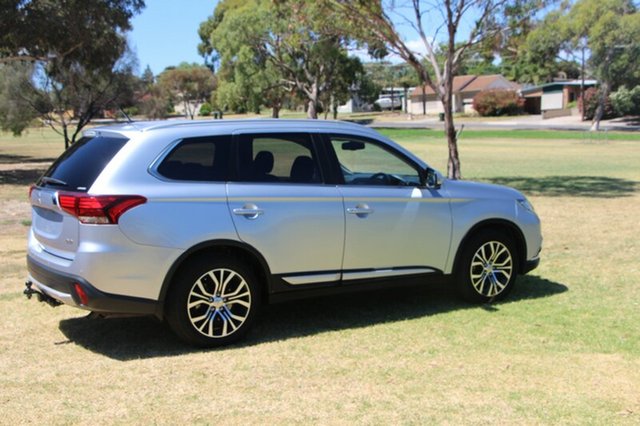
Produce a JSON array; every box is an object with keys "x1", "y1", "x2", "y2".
[
  {"x1": 520, "y1": 79, "x2": 598, "y2": 94},
  {"x1": 463, "y1": 74, "x2": 519, "y2": 92},
  {"x1": 410, "y1": 74, "x2": 518, "y2": 97}
]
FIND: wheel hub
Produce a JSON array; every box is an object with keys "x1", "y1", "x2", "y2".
[{"x1": 210, "y1": 295, "x2": 225, "y2": 309}]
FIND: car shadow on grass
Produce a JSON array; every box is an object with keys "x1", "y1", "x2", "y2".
[
  {"x1": 57, "y1": 275, "x2": 567, "y2": 361},
  {"x1": 0, "y1": 168, "x2": 48, "y2": 185},
  {"x1": 0, "y1": 153, "x2": 57, "y2": 164},
  {"x1": 486, "y1": 175, "x2": 637, "y2": 198}
]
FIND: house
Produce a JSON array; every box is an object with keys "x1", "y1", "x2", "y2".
[
  {"x1": 520, "y1": 80, "x2": 597, "y2": 118},
  {"x1": 408, "y1": 74, "x2": 519, "y2": 115}
]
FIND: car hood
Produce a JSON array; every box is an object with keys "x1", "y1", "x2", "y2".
[{"x1": 443, "y1": 179, "x2": 525, "y2": 200}]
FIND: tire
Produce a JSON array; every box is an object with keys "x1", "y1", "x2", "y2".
[
  {"x1": 166, "y1": 255, "x2": 261, "y2": 347},
  {"x1": 455, "y1": 230, "x2": 518, "y2": 303}
]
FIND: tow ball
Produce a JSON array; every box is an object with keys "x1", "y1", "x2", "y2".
[{"x1": 24, "y1": 281, "x2": 61, "y2": 307}]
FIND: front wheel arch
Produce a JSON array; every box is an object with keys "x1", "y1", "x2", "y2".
[{"x1": 452, "y1": 220, "x2": 527, "y2": 276}]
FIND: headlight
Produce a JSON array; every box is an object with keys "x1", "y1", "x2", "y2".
[{"x1": 517, "y1": 198, "x2": 536, "y2": 214}]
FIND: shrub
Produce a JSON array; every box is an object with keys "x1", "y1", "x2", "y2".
[
  {"x1": 610, "y1": 86, "x2": 640, "y2": 116},
  {"x1": 123, "y1": 106, "x2": 139, "y2": 117},
  {"x1": 199, "y1": 102, "x2": 213, "y2": 116},
  {"x1": 579, "y1": 87, "x2": 616, "y2": 120},
  {"x1": 472, "y1": 90, "x2": 524, "y2": 116}
]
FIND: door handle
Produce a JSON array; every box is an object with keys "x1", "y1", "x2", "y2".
[
  {"x1": 347, "y1": 204, "x2": 374, "y2": 216},
  {"x1": 233, "y1": 204, "x2": 264, "y2": 220}
]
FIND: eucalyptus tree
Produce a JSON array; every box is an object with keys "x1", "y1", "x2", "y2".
[
  {"x1": 199, "y1": 0, "x2": 362, "y2": 119},
  {"x1": 328, "y1": 0, "x2": 532, "y2": 179},
  {"x1": 0, "y1": 0, "x2": 145, "y2": 147}
]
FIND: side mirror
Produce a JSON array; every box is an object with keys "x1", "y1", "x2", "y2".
[{"x1": 425, "y1": 167, "x2": 441, "y2": 189}]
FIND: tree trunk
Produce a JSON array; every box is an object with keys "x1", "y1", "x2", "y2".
[
  {"x1": 60, "y1": 114, "x2": 70, "y2": 150},
  {"x1": 403, "y1": 86, "x2": 408, "y2": 113},
  {"x1": 307, "y1": 100, "x2": 318, "y2": 119},
  {"x1": 590, "y1": 81, "x2": 609, "y2": 131},
  {"x1": 441, "y1": 77, "x2": 461, "y2": 180},
  {"x1": 307, "y1": 82, "x2": 319, "y2": 119},
  {"x1": 271, "y1": 105, "x2": 280, "y2": 118}
]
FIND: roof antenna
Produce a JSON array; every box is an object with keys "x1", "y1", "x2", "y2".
[{"x1": 119, "y1": 107, "x2": 133, "y2": 124}]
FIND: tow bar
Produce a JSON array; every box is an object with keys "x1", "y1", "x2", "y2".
[{"x1": 24, "y1": 281, "x2": 62, "y2": 307}]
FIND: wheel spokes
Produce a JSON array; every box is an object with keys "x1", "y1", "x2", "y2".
[
  {"x1": 469, "y1": 241, "x2": 513, "y2": 297},
  {"x1": 187, "y1": 268, "x2": 252, "y2": 339}
]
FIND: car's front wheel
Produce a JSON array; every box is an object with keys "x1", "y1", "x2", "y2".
[
  {"x1": 455, "y1": 230, "x2": 518, "y2": 303},
  {"x1": 166, "y1": 255, "x2": 260, "y2": 347}
]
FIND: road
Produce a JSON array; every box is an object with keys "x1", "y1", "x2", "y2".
[{"x1": 368, "y1": 114, "x2": 640, "y2": 132}]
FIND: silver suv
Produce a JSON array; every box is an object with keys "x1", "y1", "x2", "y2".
[{"x1": 25, "y1": 120, "x2": 541, "y2": 346}]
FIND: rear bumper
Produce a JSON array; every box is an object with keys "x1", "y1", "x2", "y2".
[{"x1": 27, "y1": 255, "x2": 158, "y2": 316}]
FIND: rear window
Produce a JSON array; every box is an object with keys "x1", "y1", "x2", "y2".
[{"x1": 40, "y1": 135, "x2": 129, "y2": 192}]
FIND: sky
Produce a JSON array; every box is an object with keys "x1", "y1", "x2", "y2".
[{"x1": 128, "y1": 0, "x2": 218, "y2": 76}]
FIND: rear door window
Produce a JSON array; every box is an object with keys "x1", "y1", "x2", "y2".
[
  {"x1": 236, "y1": 133, "x2": 323, "y2": 183},
  {"x1": 157, "y1": 135, "x2": 231, "y2": 181},
  {"x1": 41, "y1": 135, "x2": 129, "y2": 192}
]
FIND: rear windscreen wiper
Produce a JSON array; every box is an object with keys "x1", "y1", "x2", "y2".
[{"x1": 40, "y1": 177, "x2": 68, "y2": 187}]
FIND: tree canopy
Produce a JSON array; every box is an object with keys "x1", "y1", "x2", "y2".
[
  {"x1": 0, "y1": 0, "x2": 146, "y2": 147},
  {"x1": 158, "y1": 63, "x2": 217, "y2": 120},
  {"x1": 1, "y1": 0, "x2": 144, "y2": 66},
  {"x1": 199, "y1": 0, "x2": 369, "y2": 119}
]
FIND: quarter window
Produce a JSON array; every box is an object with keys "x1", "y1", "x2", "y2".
[
  {"x1": 157, "y1": 136, "x2": 231, "y2": 181},
  {"x1": 330, "y1": 137, "x2": 422, "y2": 186}
]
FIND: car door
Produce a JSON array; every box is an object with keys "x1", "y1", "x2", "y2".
[
  {"x1": 327, "y1": 134, "x2": 452, "y2": 282},
  {"x1": 227, "y1": 132, "x2": 344, "y2": 286}
]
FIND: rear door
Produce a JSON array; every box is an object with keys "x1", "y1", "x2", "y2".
[
  {"x1": 30, "y1": 135, "x2": 129, "y2": 260},
  {"x1": 227, "y1": 132, "x2": 344, "y2": 286}
]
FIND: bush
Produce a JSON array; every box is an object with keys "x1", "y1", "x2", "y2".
[
  {"x1": 123, "y1": 106, "x2": 139, "y2": 117},
  {"x1": 579, "y1": 87, "x2": 617, "y2": 120},
  {"x1": 610, "y1": 86, "x2": 640, "y2": 116},
  {"x1": 199, "y1": 102, "x2": 213, "y2": 116},
  {"x1": 472, "y1": 90, "x2": 524, "y2": 117}
]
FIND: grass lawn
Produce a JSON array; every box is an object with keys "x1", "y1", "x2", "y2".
[{"x1": 1, "y1": 127, "x2": 639, "y2": 424}]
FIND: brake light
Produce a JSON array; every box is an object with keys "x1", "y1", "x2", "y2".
[{"x1": 58, "y1": 193, "x2": 147, "y2": 224}]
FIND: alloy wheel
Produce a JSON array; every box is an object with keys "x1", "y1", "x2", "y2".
[
  {"x1": 469, "y1": 241, "x2": 513, "y2": 297},
  {"x1": 186, "y1": 268, "x2": 252, "y2": 338}
]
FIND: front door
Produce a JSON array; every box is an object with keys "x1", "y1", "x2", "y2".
[{"x1": 328, "y1": 135, "x2": 452, "y2": 282}]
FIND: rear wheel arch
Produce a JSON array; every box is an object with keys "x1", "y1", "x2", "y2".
[
  {"x1": 452, "y1": 220, "x2": 527, "y2": 275},
  {"x1": 156, "y1": 240, "x2": 271, "y2": 319}
]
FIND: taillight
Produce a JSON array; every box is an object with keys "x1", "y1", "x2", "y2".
[
  {"x1": 58, "y1": 193, "x2": 147, "y2": 224},
  {"x1": 28, "y1": 185, "x2": 35, "y2": 199}
]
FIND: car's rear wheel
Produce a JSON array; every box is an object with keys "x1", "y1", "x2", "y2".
[
  {"x1": 455, "y1": 230, "x2": 518, "y2": 303},
  {"x1": 166, "y1": 255, "x2": 260, "y2": 347}
]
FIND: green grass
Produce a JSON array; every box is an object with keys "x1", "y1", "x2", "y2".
[
  {"x1": 1, "y1": 127, "x2": 639, "y2": 423},
  {"x1": 378, "y1": 127, "x2": 640, "y2": 142}
]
